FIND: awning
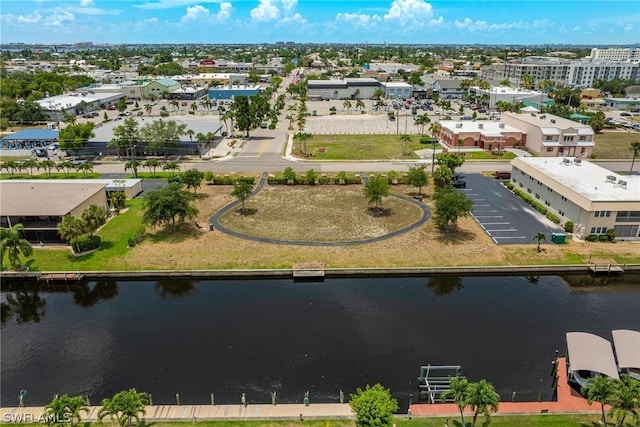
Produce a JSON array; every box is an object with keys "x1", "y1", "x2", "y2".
[
  {"x1": 566, "y1": 332, "x2": 620, "y2": 379},
  {"x1": 612, "y1": 329, "x2": 640, "y2": 370}
]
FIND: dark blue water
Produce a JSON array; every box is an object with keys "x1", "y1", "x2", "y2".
[{"x1": 1, "y1": 274, "x2": 639, "y2": 408}]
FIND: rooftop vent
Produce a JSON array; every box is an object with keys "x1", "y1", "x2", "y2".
[
  {"x1": 563, "y1": 158, "x2": 571, "y2": 165},
  {"x1": 499, "y1": 123, "x2": 505, "y2": 129},
  {"x1": 606, "y1": 175, "x2": 617, "y2": 183},
  {"x1": 478, "y1": 123, "x2": 484, "y2": 129},
  {"x1": 618, "y1": 180, "x2": 627, "y2": 188},
  {"x1": 551, "y1": 119, "x2": 556, "y2": 124},
  {"x1": 573, "y1": 158, "x2": 582, "y2": 164},
  {"x1": 455, "y1": 123, "x2": 462, "y2": 128}
]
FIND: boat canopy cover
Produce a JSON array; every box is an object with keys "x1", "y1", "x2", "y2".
[
  {"x1": 612, "y1": 329, "x2": 640, "y2": 370},
  {"x1": 566, "y1": 332, "x2": 620, "y2": 379}
]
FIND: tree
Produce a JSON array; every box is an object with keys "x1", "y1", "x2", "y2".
[
  {"x1": 608, "y1": 375, "x2": 640, "y2": 427},
  {"x1": 110, "y1": 118, "x2": 139, "y2": 159},
  {"x1": 1, "y1": 160, "x2": 20, "y2": 178},
  {"x1": 466, "y1": 379, "x2": 500, "y2": 427},
  {"x1": 229, "y1": 94, "x2": 270, "y2": 138},
  {"x1": 436, "y1": 152, "x2": 465, "y2": 172},
  {"x1": 76, "y1": 162, "x2": 94, "y2": 177},
  {"x1": 434, "y1": 187, "x2": 474, "y2": 232},
  {"x1": 182, "y1": 169, "x2": 204, "y2": 194},
  {"x1": 532, "y1": 232, "x2": 547, "y2": 253},
  {"x1": 399, "y1": 134, "x2": 412, "y2": 157},
  {"x1": 170, "y1": 99, "x2": 179, "y2": 111},
  {"x1": 143, "y1": 183, "x2": 198, "y2": 233},
  {"x1": 356, "y1": 99, "x2": 365, "y2": 113},
  {"x1": 190, "y1": 102, "x2": 198, "y2": 114},
  {"x1": 363, "y1": 175, "x2": 390, "y2": 212},
  {"x1": 81, "y1": 205, "x2": 107, "y2": 236},
  {"x1": 414, "y1": 114, "x2": 430, "y2": 135},
  {"x1": 433, "y1": 165, "x2": 453, "y2": 188},
  {"x1": 20, "y1": 158, "x2": 39, "y2": 177},
  {"x1": 630, "y1": 141, "x2": 640, "y2": 173},
  {"x1": 98, "y1": 388, "x2": 149, "y2": 427},
  {"x1": 441, "y1": 377, "x2": 469, "y2": 427},
  {"x1": 138, "y1": 119, "x2": 187, "y2": 157},
  {"x1": 295, "y1": 132, "x2": 312, "y2": 157},
  {"x1": 144, "y1": 104, "x2": 152, "y2": 116},
  {"x1": 45, "y1": 394, "x2": 89, "y2": 427},
  {"x1": 406, "y1": 163, "x2": 429, "y2": 195},
  {"x1": 162, "y1": 161, "x2": 180, "y2": 177},
  {"x1": 349, "y1": 384, "x2": 398, "y2": 427},
  {"x1": 116, "y1": 98, "x2": 127, "y2": 114},
  {"x1": 342, "y1": 99, "x2": 352, "y2": 113},
  {"x1": 40, "y1": 159, "x2": 56, "y2": 178},
  {"x1": 124, "y1": 159, "x2": 141, "y2": 179},
  {"x1": 231, "y1": 180, "x2": 253, "y2": 212},
  {"x1": 1, "y1": 224, "x2": 33, "y2": 270},
  {"x1": 56, "y1": 160, "x2": 74, "y2": 177},
  {"x1": 57, "y1": 216, "x2": 87, "y2": 252},
  {"x1": 143, "y1": 159, "x2": 160, "y2": 176},
  {"x1": 583, "y1": 375, "x2": 616, "y2": 426},
  {"x1": 58, "y1": 122, "x2": 95, "y2": 154}
]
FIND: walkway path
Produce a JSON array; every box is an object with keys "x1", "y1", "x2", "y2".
[
  {"x1": 209, "y1": 171, "x2": 431, "y2": 246},
  {"x1": 410, "y1": 358, "x2": 601, "y2": 417}
]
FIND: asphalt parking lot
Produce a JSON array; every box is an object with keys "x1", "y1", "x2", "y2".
[{"x1": 457, "y1": 173, "x2": 563, "y2": 245}]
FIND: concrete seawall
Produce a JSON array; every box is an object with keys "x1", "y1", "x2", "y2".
[{"x1": 1, "y1": 264, "x2": 639, "y2": 282}]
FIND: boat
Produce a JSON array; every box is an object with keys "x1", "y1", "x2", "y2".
[
  {"x1": 566, "y1": 332, "x2": 619, "y2": 387},
  {"x1": 612, "y1": 329, "x2": 640, "y2": 381}
]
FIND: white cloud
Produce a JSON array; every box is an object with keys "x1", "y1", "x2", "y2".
[
  {"x1": 278, "y1": 12, "x2": 306, "y2": 25},
  {"x1": 79, "y1": 0, "x2": 94, "y2": 6},
  {"x1": 181, "y1": 5, "x2": 211, "y2": 23},
  {"x1": 216, "y1": 2, "x2": 232, "y2": 20},
  {"x1": 16, "y1": 11, "x2": 43, "y2": 24},
  {"x1": 68, "y1": 6, "x2": 120, "y2": 15},
  {"x1": 281, "y1": 0, "x2": 296, "y2": 14},
  {"x1": 134, "y1": 0, "x2": 223, "y2": 10},
  {"x1": 250, "y1": 0, "x2": 280, "y2": 22},
  {"x1": 44, "y1": 10, "x2": 75, "y2": 26},
  {"x1": 384, "y1": 0, "x2": 434, "y2": 24},
  {"x1": 336, "y1": 12, "x2": 381, "y2": 29}
]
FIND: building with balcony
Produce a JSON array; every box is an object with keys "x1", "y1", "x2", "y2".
[{"x1": 437, "y1": 120, "x2": 525, "y2": 152}]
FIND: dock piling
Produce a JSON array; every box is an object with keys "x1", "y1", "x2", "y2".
[
  {"x1": 210, "y1": 393, "x2": 214, "y2": 406},
  {"x1": 176, "y1": 393, "x2": 180, "y2": 406},
  {"x1": 148, "y1": 394, "x2": 153, "y2": 406}
]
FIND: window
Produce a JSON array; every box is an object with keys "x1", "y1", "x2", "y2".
[
  {"x1": 535, "y1": 194, "x2": 540, "y2": 199},
  {"x1": 559, "y1": 210, "x2": 565, "y2": 216},
  {"x1": 547, "y1": 187, "x2": 553, "y2": 192},
  {"x1": 561, "y1": 196, "x2": 568, "y2": 202},
  {"x1": 545, "y1": 135, "x2": 553, "y2": 141},
  {"x1": 594, "y1": 211, "x2": 611, "y2": 218},
  {"x1": 563, "y1": 136, "x2": 574, "y2": 142},
  {"x1": 527, "y1": 188, "x2": 532, "y2": 194},
  {"x1": 590, "y1": 227, "x2": 607, "y2": 234},
  {"x1": 544, "y1": 201, "x2": 551, "y2": 207},
  {"x1": 616, "y1": 211, "x2": 640, "y2": 222},
  {"x1": 546, "y1": 147, "x2": 554, "y2": 152}
]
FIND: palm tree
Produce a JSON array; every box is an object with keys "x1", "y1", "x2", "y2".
[
  {"x1": 342, "y1": 99, "x2": 352, "y2": 114},
  {"x1": 399, "y1": 134, "x2": 413, "y2": 157},
  {"x1": 45, "y1": 394, "x2": 89, "y2": 427},
  {"x1": 40, "y1": 159, "x2": 56, "y2": 178},
  {"x1": 457, "y1": 138, "x2": 464, "y2": 154},
  {"x1": 190, "y1": 102, "x2": 198, "y2": 114},
  {"x1": 608, "y1": 375, "x2": 640, "y2": 427},
  {"x1": 81, "y1": 205, "x2": 107, "y2": 236},
  {"x1": 441, "y1": 377, "x2": 469, "y2": 427},
  {"x1": 76, "y1": 162, "x2": 94, "y2": 177},
  {"x1": 1, "y1": 160, "x2": 20, "y2": 178},
  {"x1": 202, "y1": 98, "x2": 213, "y2": 111},
  {"x1": 629, "y1": 141, "x2": 640, "y2": 172},
  {"x1": 1, "y1": 224, "x2": 33, "y2": 270},
  {"x1": 170, "y1": 99, "x2": 179, "y2": 111},
  {"x1": 124, "y1": 159, "x2": 141, "y2": 179},
  {"x1": 144, "y1": 104, "x2": 152, "y2": 116},
  {"x1": 533, "y1": 232, "x2": 546, "y2": 252},
  {"x1": 415, "y1": 114, "x2": 430, "y2": 135},
  {"x1": 355, "y1": 99, "x2": 365, "y2": 114},
  {"x1": 186, "y1": 129, "x2": 195, "y2": 142},
  {"x1": 98, "y1": 388, "x2": 149, "y2": 427},
  {"x1": 20, "y1": 158, "x2": 39, "y2": 177},
  {"x1": 162, "y1": 161, "x2": 180, "y2": 177},
  {"x1": 56, "y1": 160, "x2": 74, "y2": 177},
  {"x1": 144, "y1": 159, "x2": 160, "y2": 176},
  {"x1": 583, "y1": 375, "x2": 616, "y2": 425},
  {"x1": 57, "y1": 216, "x2": 86, "y2": 252},
  {"x1": 466, "y1": 379, "x2": 500, "y2": 427}
]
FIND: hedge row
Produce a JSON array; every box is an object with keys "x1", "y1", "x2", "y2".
[
  {"x1": 512, "y1": 188, "x2": 561, "y2": 224},
  {"x1": 70, "y1": 234, "x2": 101, "y2": 253}
]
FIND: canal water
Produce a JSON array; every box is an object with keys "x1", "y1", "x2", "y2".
[{"x1": 2, "y1": 274, "x2": 639, "y2": 408}]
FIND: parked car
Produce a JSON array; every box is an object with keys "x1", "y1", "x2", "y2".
[
  {"x1": 260, "y1": 122, "x2": 268, "y2": 128},
  {"x1": 107, "y1": 105, "x2": 116, "y2": 110},
  {"x1": 620, "y1": 112, "x2": 631, "y2": 117},
  {"x1": 494, "y1": 171, "x2": 511, "y2": 179},
  {"x1": 137, "y1": 111, "x2": 144, "y2": 116},
  {"x1": 181, "y1": 101, "x2": 188, "y2": 106},
  {"x1": 451, "y1": 178, "x2": 467, "y2": 188}
]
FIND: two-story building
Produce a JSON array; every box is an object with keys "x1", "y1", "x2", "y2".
[
  {"x1": 500, "y1": 112, "x2": 594, "y2": 158},
  {"x1": 510, "y1": 157, "x2": 640, "y2": 240},
  {"x1": 437, "y1": 120, "x2": 525, "y2": 152}
]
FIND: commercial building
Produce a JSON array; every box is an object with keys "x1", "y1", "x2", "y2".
[
  {"x1": 588, "y1": 48, "x2": 640, "y2": 62},
  {"x1": 469, "y1": 86, "x2": 553, "y2": 109},
  {"x1": 36, "y1": 92, "x2": 124, "y2": 119},
  {"x1": 307, "y1": 78, "x2": 380, "y2": 100},
  {"x1": 437, "y1": 120, "x2": 524, "y2": 152},
  {"x1": 169, "y1": 86, "x2": 208, "y2": 100},
  {"x1": 142, "y1": 78, "x2": 181, "y2": 100},
  {"x1": 1, "y1": 129, "x2": 59, "y2": 151},
  {"x1": 207, "y1": 85, "x2": 261, "y2": 101},
  {"x1": 510, "y1": 157, "x2": 640, "y2": 240},
  {"x1": 379, "y1": 81, "x2": 413, "y2": 99},
  {"x1": 500, "y1": 112, "x2": 594, "y2": 158}
]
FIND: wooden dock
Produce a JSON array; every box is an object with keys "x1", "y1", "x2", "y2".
[
  {"x1": 38, "y1": 273, "x2": 86, "y2": 284},
  {"x1": 589, "y1": 263, "x2": 624, "y2": 275}
]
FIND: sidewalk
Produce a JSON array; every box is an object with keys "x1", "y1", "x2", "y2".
[{"x1": 1, "y1": 403, "x2": 354, "y2": 422}]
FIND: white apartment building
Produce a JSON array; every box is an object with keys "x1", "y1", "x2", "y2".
[
  {"x1": 589, "y1": 48, "x2": 640, "y2": 62},
  {"x1": 567, "y1": 60, "x2": 639, "y2": 87},
  {"x1": 501, "y1": 112, "x2": 594, "y2": 158},
  {"x1": 510, "y1": 157, "x2": 640, "y2": 240}
]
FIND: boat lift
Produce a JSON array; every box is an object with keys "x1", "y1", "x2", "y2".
[{"x1": 417, "y1": 364, "x2": 464, "y2": 404}]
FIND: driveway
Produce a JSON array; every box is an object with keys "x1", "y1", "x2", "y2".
[{"x1": 457, "y1": 173, "x2": 563, "y2": 245}]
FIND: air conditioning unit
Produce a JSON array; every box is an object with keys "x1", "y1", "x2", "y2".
[
  {"x1": 478, "y1": 123, "x2": 483, "y2": 129},
  {"x1": 499, "y1": 123, "x2": 505, "y2": 128},
  {"x1": 606, "y1": 175, "x2": 617, "y2": 182},
  {"x1": 563, "y1": 158, "x2": 571, "y2": 165},
  {"x1": 574, "y1": 158, "x2": 582, "y2": 164},
  {"x1": 455, "y1": 123, "x2": 462, "y2": 128},
  {"x1": 551, "y1": 119, "x2": 556, "y2": 123},
  {"x1": 618, "y1": 180, "x2": 627, "y2": 188}
]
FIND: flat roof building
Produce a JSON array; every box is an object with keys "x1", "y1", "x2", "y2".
[
  {"x1": 510, "y1": 157, "x2": 640, "y2": 240},
  {"x1": 437, "y1": 120, "x2": 525, "y2": 152}
]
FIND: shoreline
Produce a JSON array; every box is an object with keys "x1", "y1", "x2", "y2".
[{"x1": 2, "y1": 264, "x2": 639, "y2": 282}]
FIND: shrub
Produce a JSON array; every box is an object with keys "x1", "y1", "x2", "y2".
[
  {"x1": 305, "y1": 169, "x2": 318, "y2": 185},
  {"x1": 204, "y1": 171, "x2": 214, "y2": 182},
  {"x1": 267, "y1": 177, "x2": 286, "y2": 185},
  {"x1": 564, "y1": 220, "x2": 574, "y2": 233},
  {"x1": 387, "y1": 170, "x2": 399, "y2": 184},
  {"x1": 127, "y1": 228, "x2": 146, "y2": 247},
  {"x1": 160, "y1": 111, "x2": 169, "y2": 117},
  {"x1": 606, "y1": 229, "x2": 617, "y2": 241},
  {"x1": 546, "y1": 212, "x2": 560, "y2": 224},
  {"x1": 598, "y1": 234, "x2": 610, "y2": 242},
  {"x1": 212, "y1": 175, "x2": 235, "y2": 185},
  {"x1": 268, "y1": 124, "x2": 276, "y2": 130},
  {"x1": 237, "y1": 176, "x2": 256, "y2": 184},
  {"x1": 585, "y1": 234, "x2": 599, "y2": 242},
  {"x1": 70, "y1": 234, "x2": 101, "y2": 253},
  {"x1": 318, "y1": 176, "x2": 332, "y2": 185},
  {"x1": 504, "y1": 181, "x2": 514, "y2": 190},
  {"x1": 283, "y1": 167, "x2": 297, "y2": 184},
  {"x1": 337, "y1": 171, "x2": 348, "y2": 184}
]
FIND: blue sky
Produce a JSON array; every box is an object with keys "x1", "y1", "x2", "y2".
[{"x1": 1, "y1": 0, "x2": 638, "y2": 45}]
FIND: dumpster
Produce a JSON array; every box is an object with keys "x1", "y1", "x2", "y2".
[{"x1": 551, "y1": 232, "x2": 566, "y2": 244}]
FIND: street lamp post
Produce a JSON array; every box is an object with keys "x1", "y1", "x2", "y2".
[
  {"x1": 431, "y1": 140, "x2": 436, "y2": 175},
  {"x1": 131, "y1": 144, "x2": 138, "y2": 178}
]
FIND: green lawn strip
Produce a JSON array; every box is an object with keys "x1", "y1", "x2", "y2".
[
  {"x1": 1, "y1": 173, "x2": 101, "y2": 180},
  {"x1": 592, "y1": 132, "x2": 639, "y2": 159},
  {"x1": 28, "y1": 199, "x2": 144, "y2": 271},
  {"x1": 293, "y1": 134, "x2": 423, "y2": 160},
  {"x1": 2, "y1": 414, "x2": 621, "y2": 427},
  {"x1": 463, "y1": 151, "x2": 517, "y2": 160}
]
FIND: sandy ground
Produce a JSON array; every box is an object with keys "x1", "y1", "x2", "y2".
[{"x1": 125, "y1": 184, "x2": 639, "y2": 270}]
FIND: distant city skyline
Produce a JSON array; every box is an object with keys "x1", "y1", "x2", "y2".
[{"x1": 1, "y1": 0, "x2": 638, "y2": 46}]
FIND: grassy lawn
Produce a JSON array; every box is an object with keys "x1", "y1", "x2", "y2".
[
  {"x1": 0, "y1": 172, "x2": 101, "y2": 180},
  {"x1": 463, "y1": 151, "x2": 517, "y2": 160},
  {"x1": 27, "y1": 199, "x2": 145, "y2": 272},
  {"x1": 7, "y1": 414, "x2": 633, "y2": 427},
  {"x1": 292, "y1": 134, "x2": 426, "y2": 160},
  {"x1": 592, "y1": 131, "x2": 640, "y2": 159},
  {"x1": 17, "y1": 183, "x2": 638, "y2": 271},
  {"x1": 218, "y1": 186, "x2": 423, "y2": 242}
]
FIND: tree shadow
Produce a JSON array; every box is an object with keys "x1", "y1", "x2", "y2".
[
  {"x1": 146, "y1": 224, "x2": 202, "y2": 243},
  {"x1": 72, "y1": 281, "x2": 119, "y2": 308},
  {"x1": 425, "y1": 275, "x2": 464, "y2": 296},
  {"x1": 193, "y1": 193, "x2": 208, "y2": 200},
  {"x1": 367, "y1": 207, "x2": 393, "y2": 217},
  {"x1": 236, "y1": 207, "x2": 258, "y2": 216},
  {"x1": 434, "y1": 228, "x2": 477, "y2": 244},
  {"x1": 155, "y1": 279, "x2": 195, "y2": 298}
]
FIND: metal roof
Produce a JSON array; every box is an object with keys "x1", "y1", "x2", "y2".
[
  {"x1": 0, "y1": 181, "x2": 107, "y2": 216},
  {"x1": 566, "y1": 332, "x2": 620, "y2": 379},
  {"x1": 1, "y1": 129, "x2": 59, "y2": 141},
  {"x1": 612, "y1": 329, "x2": 640, "y2": 370}
]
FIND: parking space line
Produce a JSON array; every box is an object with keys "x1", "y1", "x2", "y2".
[
  {"x1": 486, "y1": 229, "x2": 519, "y2": 232},
  {"x1": 475, "y1": 204, "x2": 491, "y2": 207},
  {"x1": 473, "y1": 215, "x2": 503, "y2": 218},
  {"x1": 481, "y1": 222, "x2": 510, "y2": 225},
  {"x1": 493, "y1": 236, "x2": 527, "y2": 239},
  {"x1": 474, "y1": 210, "x2": 498, "y2": 213}
]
